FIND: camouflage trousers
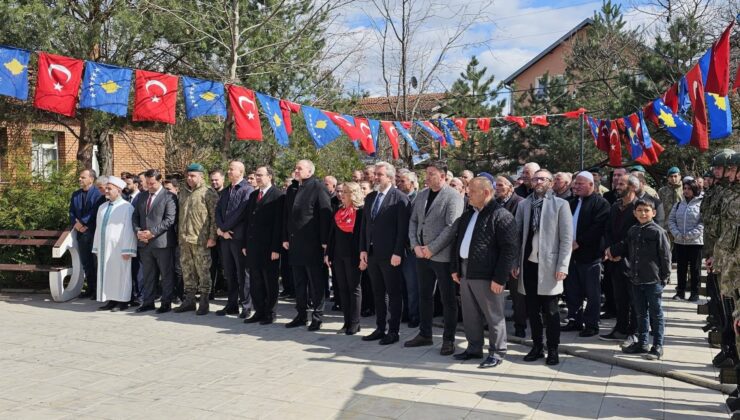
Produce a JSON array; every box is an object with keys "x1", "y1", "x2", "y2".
[{"x1": 180, "y1": 242, "x2": 212, "y2": 296}]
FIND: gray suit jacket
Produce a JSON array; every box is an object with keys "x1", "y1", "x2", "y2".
[
  {"x1": 132, "y1": 188, "x2": 178, "y2": 249},
  {"x1": 408, "y1": 185, "x2": 464, "y2": 263},
  {"x1": 515, "y1": 190, "x2": 573, "y2": 296}
]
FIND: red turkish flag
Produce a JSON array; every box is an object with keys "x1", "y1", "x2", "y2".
[
  {"x1": 452, "y1": 118, "x2": 468, "y2": 140},
  {"x1": 354, "y1": 117, "x2": 376, "y2": 154},
  {"x1": 324, "y1": 111, "x2": 362, "y2": 140},
  {"x1": 381, "y1": 120, "x2": 400, "y2": 159},
  {"x1": 596, "y1": 119, "x2": 610, "y2": 152},
  {"x1": 685, "y1": 65, "x2": 709, "y2": 151},
  {"x1": 662, "y1": 83, "x2": 679, "y2": 113},
  {"x1": 504, "y1": 115, "x2": 527, "y2": 128},
  {"x1": 531, "y1": 115, "x2": 549, "y2": 126},
  {"x1": 608, "y1": 119, "x2": 623, "y2": 166},
  {"x1": 228, "y1": 85, "x2": 263, "y2": 141},
  {"x1": 280, "y1": 100, "x2": 300, "y2": 135},
  {"x1": 33, "y1": 53, "x2": 83, "y2": 117},
  {"x1": 643, "y1": 102, "x2": 659, "y2": 126},
  {"x1": 476, "y1": 118, "x2": 491, "y2": 132},
  {"x1": 562, "y1": 107, "x2": 587, "y2": 119},
  {"x1": 401, "y1": 121, "x2": 413, "y2": 130},
  {"x1": 706, "y1": 19, "x2": 734, "y2": 96},
  {"x1": 133, "y1": 70, "x2": 178, "y2": 124}
]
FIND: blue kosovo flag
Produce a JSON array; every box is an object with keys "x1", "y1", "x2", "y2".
[
  {"x1": 440, "y1": 119, "x2": 458, "y2": 147},
  {"x1": 301, "y1": 105, "x2": 341, "y2": 148},
  {"x1": 706, "y1": 92, "x2": 732, "y2": 139},
  {"x1": 623, "y1": 116, "x2": 643, "y2": 160},
  {"x1": 369, "y1": 119, "x2": 380, "y2": 154},
  {"x1": 653, "y1": 98, "x2": 692, "y2": 146},
  {"x1": 698, "y1": 48, "x2": 711, "y2": 86},
  {"x1": 638, "y1": 110, "x2": 653, "y2": 149},
  {"x1": 79, "y1": 62, "x2": 132, "y2": 116},
  {"x1": 255, "y1": 93, "x2": 290, "y2": 147},
  {"x1": 0, "y1": 46, "x2": 30, "y2": 100},
  {"x1": 394, "y1": 122, "x2": 419, "y2": 152},
  {"x1": 182, "y1": 76, "x2": 226, "y2": 119},
  {"x1": 678, "y1": 77, "x2": 691, "y2": 114}
]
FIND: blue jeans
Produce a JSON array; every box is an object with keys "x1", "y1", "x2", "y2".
[
  {"x1": 401, "y1": 253, "x2": 420, "y2": 323},
  {"x1": 631, "y1": 283, "x2": 664, "y2": 347},
  {"x1": 565, "y1": 260, "x2": 602, "y2": 329}
]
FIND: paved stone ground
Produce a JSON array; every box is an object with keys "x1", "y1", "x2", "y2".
[{"x1": 0, "y1": 288, "x2": 730, "y2": 420}]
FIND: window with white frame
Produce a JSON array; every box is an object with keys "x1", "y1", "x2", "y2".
[{"x1": 31, "y1": 130, "x2": 59, "y2": 179}]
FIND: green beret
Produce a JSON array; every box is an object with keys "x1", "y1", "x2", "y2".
[
  {"x1": 666, "y1": 166, "x2": 680, "y2": 176},
  {"x1": 630, "y1": 165, "x2": 646, "y2": 173},
  {"x1": 186, "y1": 163, "x2": 206, "y2": 173}
]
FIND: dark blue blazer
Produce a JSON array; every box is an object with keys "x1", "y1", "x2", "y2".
[
  {"x1": 216, "y1": 179, "x2": 254, "y2": 241},
  {"x1": 69, "y1": 187, "x2": 102, "y2": 228}
]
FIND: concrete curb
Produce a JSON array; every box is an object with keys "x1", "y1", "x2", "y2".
[{"x1": 433, "y1": 320, "x2": 734, "y2": 393}]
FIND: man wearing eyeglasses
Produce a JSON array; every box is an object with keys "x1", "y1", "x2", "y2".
[{"x1": 512, "y1": 169, "x2": 573, "y2": 366}]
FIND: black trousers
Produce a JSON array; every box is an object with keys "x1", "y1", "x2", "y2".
[
  {"x1": 173, "y1": 246, "x2": 184, "y2": 299},
  {"x1": 139, "y1": 246, "x2": 175, "y2": 305},
  {"x1": 361, "y1": 271, "x2": 375, "y2": 313},
  {"x1": 250, "y1": 261, "x2": 280, "y2": 319},
  {"x1": 675, "y1": 244, "x2": 702, "y2": 294},
  {"x1": 280, "y1": 250, "x2": 294, "y2": 295},
  {"x1": 210, "y1": 245, "x2": 225, "y2": 294},
  {"x1": 610, "y1": 261, "x2": 636, "y2": 335},
  {"x1": 221, "y1": 239, "x2": 248, "y2": 310},
  {"x1": 367, "y1": 256, "x2": 402, "y2": 334},
  {"x1": 293, "y1": 264, "x2": 326, "y2": 322},
  {"x1": 417, "y1": 259, "x2": 457, "y2": 341},
  {"x1": 77, "y1": 230, "x2": 97, "y2": 293},
  {"x1": 523, "y1": 261, "x2": 560, "y2": 349},
  {"x1": 332, "y1": 256, "x2": 361, "y2": 328},
  {"x1": 601, "y1": 261, "x2": 616, "y2": 314},
  {"x1": 507, "y1": 275, "x2": 527, "y2": 331}
]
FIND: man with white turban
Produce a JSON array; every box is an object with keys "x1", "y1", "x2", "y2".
[{"x1": 93, "y1": 176, "x2": 137, "y2": 311}]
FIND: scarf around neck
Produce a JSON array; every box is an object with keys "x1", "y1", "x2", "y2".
[{"x1": 530, "y1": 194, "x2": 545, "y2": 233}]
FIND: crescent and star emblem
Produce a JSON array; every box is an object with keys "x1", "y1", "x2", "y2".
[
  {"x1": 237, "y1": 95, "x2": 256, "y2": 119},
  {"x1": 145, "y1": 80, "x2": 168, "y2": 103},
  {"x1": 48, "y1": 63, "x2": 71, "y2": 91},
  {"x1": 359, "y1": 122, "x2": 371, "y2": 139}
]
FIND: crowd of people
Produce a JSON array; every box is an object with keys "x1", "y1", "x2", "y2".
[{"x1": 68, "y1": 151, "x2": 739, "y2": 376}]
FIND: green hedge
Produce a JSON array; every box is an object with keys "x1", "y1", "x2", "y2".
[{"x1": 0, "y1": 163, "x2": 78, "y2": 288}]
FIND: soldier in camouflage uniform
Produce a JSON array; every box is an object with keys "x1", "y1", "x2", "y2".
[
  {"x1": 658, "y1": 167, "x2": 683, "y2": 232},
  {"x1": 704, "y1": 149, "x2": 735, "y2": 369},
  {"x1": 174, "y1": 163, "x2": 219, "y2": 315}
]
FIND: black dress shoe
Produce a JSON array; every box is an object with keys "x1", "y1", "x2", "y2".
[
  {"x1": 453, "y1": 351, "x2": 483, "y2": 361},
  {"x1": 523, "y1": 346, "x2": 545, "y2": 362},
  {"x1": 514, "y1": 327, "x2": 526, "y2": 338},
  {"x1": 546, "y1": 350, "x2": 560, "y2": 365},
  {"x1": 156, "y1": 303, "x2": 171, "y2": 314},
  {"x1": 259, "y1": 316, "x2": 275, "y2": 325},
  {"x1": 579, "y1": 327, "x2": 599, "y2": 337},
  {"x1": 285, "y1": 317, "x2": 308, "y2": 328},
  {"x1": 407, "y1": 320, "x2": 420, "y2": 329},
  {"x1": 239, "y1": 308, "x2": 251, "y2": 319},
  {"x1": 129, "y1": 300, "x2": 141, "y2": 307},
  {"x1": 244, "y1": 313, "x2": 263, "y2": 324},
  {"x1": 404, "y1": 334, "x2": 433, "y2": 347},
  {"x1": 478, "y1": 355, "x2": 504, "y2": 369},
  {"x1": 346, "y1": 325, "x2": 361, "y2": 335},
  {"x1": 215, "y1": 306, "x2": 239, "y2": 316},
  {"x1": 440, "y1": 340, "x2": 455, "y2": 356},
  {"x1": 98, "y1": 301, "x2": 117, "y2": 311},
  {"x1": 561, "y1": 320, "x2": 583, "y2": 332},
  {"x1": 111, "y1": 303, "x2": 129, "y2": 312},
  {"x1": 135, "y1": 303, "x2": 156, "y2": 313},
  {"x1": 362, "y1": 329, "x2": 386, "y2": 341},
  {"x1": 308, "y1": 320, "x2": 323, "y2": 331},
  {"x1": 379, "y1": 332, "x2": 399, "y2": 345}
]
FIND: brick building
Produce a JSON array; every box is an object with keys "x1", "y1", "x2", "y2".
[
  {"x1": 350, "y1": 93, "x2": 448, "y2": 119},
  {"x1": 0, "y1": 120, "x2": 166, "y2": 181},
  {"x1": 503, "y1": 18, "x2": 593, "y2": 107}
]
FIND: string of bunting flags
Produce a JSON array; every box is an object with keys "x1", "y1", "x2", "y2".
[{"x1": 0, "y1": 16, "x2": 737, "y2": 166}]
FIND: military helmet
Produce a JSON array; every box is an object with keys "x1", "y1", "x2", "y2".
[
  {"x1": 728, "y1": 151, "x2": 740, "y2": 167},
  {"x1": 712, "y1": 149, "x2": 735, "y2": 167}
]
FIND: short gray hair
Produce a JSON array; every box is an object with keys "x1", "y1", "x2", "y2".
[
  {"x1": 95, "y1": 176, "x2": 108, "y2": 186},
  {"x1": 626, "y1": 175, "x2": 640, "y2": 190},
  {"x1": 403, "y1": 171, "x2": 419, "y2": 189},
  {"x1": 375, "y1": 161, "x2": 396, "y2": 179},
  {"x1": 298, "y1": 159, "x2": 315, "y2": 175}
]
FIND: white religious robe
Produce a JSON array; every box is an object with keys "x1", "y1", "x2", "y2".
[{"x1": 92, "y1": 197, "x2": 137, "y2": 302}]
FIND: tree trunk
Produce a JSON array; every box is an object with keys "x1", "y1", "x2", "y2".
[
  {"x1": 76, "y1": 110, "x2": 94, "y2": 169},
  {"x1": 97, "y1": 131, "x2": 113, "y2": 175},
  {"x1": 222, "y1": 0, "x2": 241, "y2": 160}
]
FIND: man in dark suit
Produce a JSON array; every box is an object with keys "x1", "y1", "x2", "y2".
[
  {"x1": 283, "y1": 160, "x2": 332, "y2": 331},
  {"x1": 132, "y1": 169, "x2": 178, "y2": 313},
  {"x1": 562, "y1": 172, "x2": 610, "y2": 337},
  {"x1": 360, "y1": 161, "x2": 410, "y2": 345},
  {"x1": 70, "y1": 169, "x2": 103, "y2": 299},
  {"x1": 242, "y1": 166, "x2": 284, "y2": 325},
  {"x1": 215, "y1": 161, "x2": 253, "y2": 318},
  {"x1": 208, "y1": 169, "x2": 226, "y2": 299}
]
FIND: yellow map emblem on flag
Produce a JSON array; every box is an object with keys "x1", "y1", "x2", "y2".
[
  {"x1": 100, "y1": 80, "x2": 121, "y2": 94},
  {"x1": 707, "y1": 93, "x2": 727, "y2": 111},
  {"x1": 4, "y1": 59, "x2": 25, "y2": 76},
  {"x1": 657, "y1": 109, "x2": 676, "y2": 128},
  {"x1": 272, "y1": 113, "x2": 282, "y2": 127},
  {"x1": 200, "y1": 91, "x2": 217, "y2": 101},
  {"x1": 315, "y1": 120, "x2": 327, "y2": 129}
]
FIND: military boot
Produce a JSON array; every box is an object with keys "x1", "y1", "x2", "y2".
[
  {"x1": 196, "y1": 294, "x2": 209, "y2": 315},
  {"x1": 174, "y1": 295, "x2": 197, "y2": 313}
]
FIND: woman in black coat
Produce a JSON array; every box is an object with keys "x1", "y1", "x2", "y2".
[{"x1": 325, "y1": 182, "x2": 364, "y2": 335}]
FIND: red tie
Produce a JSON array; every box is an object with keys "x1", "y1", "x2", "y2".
[
  {"x1": 257, "y1": 190, "x2": 263, "y2": 202},
  {"x1": 146, "y1": 194, "x2": 154, "y2": 213}
]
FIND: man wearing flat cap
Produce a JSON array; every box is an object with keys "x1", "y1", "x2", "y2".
[
  {"x1": 93, "y1": 176, "x2": 137, "y2": 312},
  {"x1": 174, "y1": 163, "x2": 219, "y2": 315}
]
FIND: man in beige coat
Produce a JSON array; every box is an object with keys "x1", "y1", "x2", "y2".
[{"x1": 512, "y1": 168, "x2": 573, "y2": 366}]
